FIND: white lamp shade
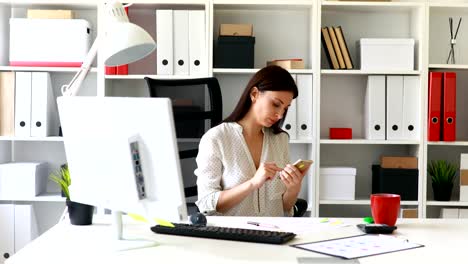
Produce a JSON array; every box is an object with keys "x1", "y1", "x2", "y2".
[{"x1": 104, "y1": 22, "x2": 156, "y2": 66}]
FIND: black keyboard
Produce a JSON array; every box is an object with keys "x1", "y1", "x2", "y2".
[{"x1": 151, "y1": 223, "x2": 296, "y2": 244}]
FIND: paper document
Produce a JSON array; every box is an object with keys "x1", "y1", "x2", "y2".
[
  {"x1": 292, "y1": 234, "x2": 423, "y2": 259},
  {"x1": 297, "y1": 257, "x2": 359, "y2": 263}
]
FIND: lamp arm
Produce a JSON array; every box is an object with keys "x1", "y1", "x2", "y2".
[{"x1": 61, "y1": 36, "x2": 100, "y2": 96}]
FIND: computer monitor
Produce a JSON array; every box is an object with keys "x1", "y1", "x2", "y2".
[{"x1": 57, "y1": 96, "x2": 188, "y2": 246}]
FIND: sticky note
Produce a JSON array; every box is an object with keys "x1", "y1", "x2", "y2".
[{"x1": 154, "y1": 218, "x2": 175, "y2": 228}]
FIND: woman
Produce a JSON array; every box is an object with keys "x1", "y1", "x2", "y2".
[{"x1": 195, "y1": 65, "x2": 310, "y2": 216}]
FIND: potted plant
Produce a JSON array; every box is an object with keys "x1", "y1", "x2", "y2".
[
  {"x1": 49, "y1": 164, "x2": 94, "y2": 225},
  {"x1": 428, "y1": 160, "x2": 458, "y2": 201}
]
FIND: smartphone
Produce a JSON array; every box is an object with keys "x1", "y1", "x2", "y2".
[{"x1": 293, "y1": 159, "x2": 314, "y2": 172}]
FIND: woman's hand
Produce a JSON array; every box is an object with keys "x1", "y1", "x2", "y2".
[
  {"x1": 279, "y1": 164, "x2": 307, "y2": 194},
  {"x1": 250, "y1": 162, "x2": 282, "y2": 189}
]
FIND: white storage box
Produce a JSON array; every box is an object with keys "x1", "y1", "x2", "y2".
[
  {"x1": 320, "y1": 167, "x2": 356, "y2": 200},
  {"x1": 359, "y1": 38, "x2": 415, "y2": 71},
  {"x1": 0, "y1": 162, "x2": 48, "y2": 199},
  {"x1": 9, "y1": 18, "x2": 91, "y2": 67}
]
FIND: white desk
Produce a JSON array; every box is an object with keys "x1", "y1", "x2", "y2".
[{"x1": 6, "y1": 216, "x2": 468, "y2": 264}]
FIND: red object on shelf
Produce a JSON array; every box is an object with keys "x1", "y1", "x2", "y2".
[
  {"x1": 428, "y1": 72, "x2": 442, "y2": 141},
  {"x1": 329, "y1": 128, "x2": 352, "y2": 139},
  {"x1": 105, "y1": 66, "x2": 116, "y2": 75},
  {"x1": 442, "y1": 72, "x2": 456, "y2": 141}
]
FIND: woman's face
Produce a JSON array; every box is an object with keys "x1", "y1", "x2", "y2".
[{"x1": 251, "y1": 88, "x2": 294, "y2": 127}]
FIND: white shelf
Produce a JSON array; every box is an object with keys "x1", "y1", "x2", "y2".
[
  {"x1": 427, "y1": 141, "x2": 468, "y2": 146},
  {"x1": 428, "y1": 64, "x2": 468, "y2": 70},
  {"x1": 213, "y1": 68, "x2": 314, "y2": 75},
  {"x1": 0, "y1": 66, "x2": 97, "y2": 73},
  {"x1": 429, "y1": 2, "x2": 468, "y2": 8},
  {"x1": 321, "y1": 69, "x2": 421, "y2": 75},
  {"x1": 289, "y1": 139, "x2": 314, "y2": 144},
  {"x1": 320, "y1": 199, "x2": 419, "y2": 206},
  {"x1": 213, "y1": 0, "x2": 314, "y2": 9},
  {"x1": 105, "y1": 74, "x2": 208, "y2": 80},
  {"x1": 426, "y1": 201, "x2": 468, "y2": 207},
  {"x1": 0, "y1": 193, "x2": 65, "y2": 202},
  {"x1": 320, "y1": 139, "x2": 420, "y2": 145},
  {"x1": 0, "y1": 136, "x2": 64, "y2": 142},
  {"x1": 322, "y1": 1, "x2": 424, "y2": 11}
]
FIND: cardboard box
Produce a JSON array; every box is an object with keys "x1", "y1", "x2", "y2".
[
  {"x1": 400, "y1": 208, "x2": 418, "y2": 218},
  {"x1": 460, "y1": 186, "x2": 468, "y2": 201},
  {"x1": 461, "y1": 153, "x2": 468, "y2": 169},
  {"x1": 320, "y1": 167, "x2": 356, "y2": 200},
  {"x1": 461, "y1": 170, "x2": 468, "y2": 186},
  {"x1": 0, "y1": 162, "x2": 48, "y2": 199},
  {"x1": 267, "y1": 59, "x2": 305, "y2": 69},
  {"x1": 359, "y1": 38, "x2": 414, "y2": 71},
  {"x1": 459, "y1": 209, "x2": 468, "y2": 219},
  {"x1": 381, "y1": 156, "x2": 418, "y2": 169},
  {"x1": 372, "y1": 165, "x2": 418, "y2": 200},
  {"x1": 220, "y1": 24, "x2": 253, "y2": 36},
  {"x1": 27, "y1": 9, "x2": 74, "y2": 19}
]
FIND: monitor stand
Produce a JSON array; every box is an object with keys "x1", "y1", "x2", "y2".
[{"x1": 110, "y1": 210, "x2": 158, "y2": 251}]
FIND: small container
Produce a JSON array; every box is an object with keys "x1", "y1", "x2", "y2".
[
  {"x1": 359, "y1": 38, "x2": 415, "y2": 71},
  {"x1": 320, "y1": 167, "x2": 356, "y2": 200},
  {"x1": 329, "y1": 127, "x2": 352, "y2": 139},
  {"x1": 214, "y1": 36, "x2": 255, "y2": 68}
]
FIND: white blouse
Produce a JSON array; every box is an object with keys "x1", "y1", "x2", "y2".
[{"x1": 195, "y1": 122, "x2": 292, "y2": 216}]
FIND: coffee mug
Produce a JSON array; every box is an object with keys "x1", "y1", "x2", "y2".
[{"x1": 370, "y1": 193, "x2": 401, "y2": 226}]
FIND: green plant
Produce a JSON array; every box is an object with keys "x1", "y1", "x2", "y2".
[
  {"x1": 428, "y1": 160, "x2": 457, "y2": 185},
  {"x1": 49, "y1": 164, "x2": 71, "y2": 200}
]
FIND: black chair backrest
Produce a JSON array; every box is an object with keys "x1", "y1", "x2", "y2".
[{"x1": 144, "y1": 77, "x2": 223, "y2": 198}]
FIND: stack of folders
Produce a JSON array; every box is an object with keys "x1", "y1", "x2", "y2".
[
  {"x1": 364, "y1": 75, "x2": 420, "y2": 140},
  {"x1": 156, "y1": 9, "x2": 207, "y2": 76},
  {"x1": 9, "y1": 72, "x2": 59, "y2": 137},
  {"x1": 428, "y1": 72, "x2": 456, "y2": 141},
  {"x1": 321, "y1": 26, "x2": 353, "y2": 70}
]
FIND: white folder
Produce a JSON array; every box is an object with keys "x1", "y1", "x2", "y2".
[
  {"x1": 296, "y1": 74, "x2": 313, "y2": 139},
  {"x1": 0, "y1": 6, "x2": 10, "y2": 65},
  {"x1": 156, "y1": 10, "x2": 173, "y2": 75},
  {"x1": 282, "y1": 75, "x2": 297, "y2": 139},
  {"x1": 364, "y1": 75, "x2": 386, "y2": 140},
  {"x1": 31, "y1": 72, "x2": 58, "y2": 137},
  {"x1": 0, "y1": 204, "x2": 14, "y2": 260},
  {"x1": 15, "y1": 72, "x2": 32, "y2": 137},
  {"x1": 14, "y1": 204, "x2": 38, "y2": 252},
  {"x1": 189, "y1": 10, "x2": 207, "y2": 76},
  {"x1": 173, "y1": 10, "x2": 189, "y2": 75},
  {"x1": 386, "y1": 75, "x2": 404, "y2": 140},
  {"x1": 402, "y1": 76, "x2": 420, "y2": 140}
]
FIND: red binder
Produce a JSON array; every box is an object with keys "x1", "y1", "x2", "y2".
[
  {"x1": 428, "y1": 72, "x2": 442, "y2": 141},
  {"x1": 442, "y1": 72, "x2": 456, "y2": 141}
]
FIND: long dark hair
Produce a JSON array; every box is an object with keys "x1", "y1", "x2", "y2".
[{"x1": 223, "y1": 65, "x2": 298, "y2": 134}]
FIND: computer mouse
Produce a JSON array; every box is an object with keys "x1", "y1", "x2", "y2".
[{"x1": 189, "y1": 212, "x2": 207, "y2": 226}]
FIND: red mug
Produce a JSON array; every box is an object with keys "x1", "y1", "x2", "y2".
[{"x1": 370, "y1": 193, "x2": 401, "y2": 226}]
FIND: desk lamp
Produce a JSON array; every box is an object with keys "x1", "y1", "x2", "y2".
[
  {"x1": 58, "y1": 1, "x2": 156, "y2": 250},
  {"x1": 61, "y1": 1, "x2": 155, "y2": 96}
]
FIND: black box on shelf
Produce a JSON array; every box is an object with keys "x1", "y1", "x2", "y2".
[
  {"x1": 214, "y1": 36, "x2": 255, "y2": 68},
  {"x1": 173, "y1": 106, "x2": 204, "y2": 138},
  {"x1": 372, "y1": 165, "x2": 418, "y2": 201}
]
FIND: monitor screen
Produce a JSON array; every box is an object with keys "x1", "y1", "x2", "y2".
[{"x1": 57, "y1": 96, "x2": 188, "y2": 223}]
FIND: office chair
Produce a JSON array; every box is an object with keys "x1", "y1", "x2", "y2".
[
  {"x1": 144, "y1": 77, "x2": 308, "y2": 217},
  {"x1": 144, "y1": 77, "x2": 223, "y2": 214}
]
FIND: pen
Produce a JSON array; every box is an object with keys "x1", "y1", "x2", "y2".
[{"x1": 247, "y1": 221, "x2": 280, "y2": 229}]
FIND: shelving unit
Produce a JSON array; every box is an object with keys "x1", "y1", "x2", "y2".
[{"x1": 2, "y1": 3, "x2": 468, "y2": 253}]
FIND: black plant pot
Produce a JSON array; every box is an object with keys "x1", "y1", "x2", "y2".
[
  {"x1": 432, "y1": 183, "x2": 454, "y2": 201},
  {"x1": 66, "y1": 200, "x2": 94, "y2": 225}
]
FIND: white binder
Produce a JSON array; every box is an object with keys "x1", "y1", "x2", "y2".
[
  {"x1": 296, "y1": 74, "x2": 313, "y2": 139},
  {"x1": 282, "y1": 74, "x2": 297, "y2": 139},
  {"x1": 402, "y1": 76, "x2": 420, "y2": 140},
  {"x1": 14, "y1": 204, "x2": 38, "y2": 252},
  {"x1": 386, "y1": 75, "x2": 404, "y2": 140},
  {"x1": 0, "y1": 6, "x2": 10, "y2": 65},
  {"x1": 156, "y1": 10, "x2": 173, "y2": 75},
  {"x1": 364, "y1": 75, "x2": 386, "y2": 140},
  {"x1": 31, "y1": 72, "x2": 58, "y2": 137},
  {"x1": 173, "y1": 10, "x2": 189, "y2": 75},
  {"x1": 189, "y1": 10, "x2": 207, "y2": 76},
  {"x1": 0, "y1": 204, "x2": 14, "y2": 262},
  {"x1": 15, "y1": 72, "x2": 32, "y2": 137}
]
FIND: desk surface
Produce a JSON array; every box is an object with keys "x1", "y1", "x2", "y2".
[{"x1": 6, "y1": 216, "x2": 468, "y2": 264}]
